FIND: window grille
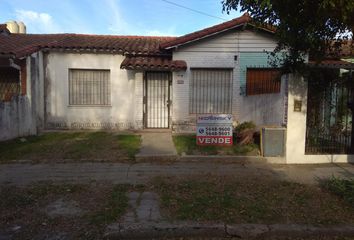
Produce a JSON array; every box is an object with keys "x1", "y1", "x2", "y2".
[
  {"x1": 69, "y1": 69, "x2": 110, "y2": 105},
  {"x1": 190, "y1": 68, "x2": 232, "y2": 114},
  {"x1": 246, "y1": 68, "x2": 281, "y2": 96},
  {"x1": 0, "y1": 68, "x2": 20, "y2": 102}
]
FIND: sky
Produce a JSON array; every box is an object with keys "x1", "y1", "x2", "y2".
[{"x1": 0, "y1": 0, "x2": 241, "y2": 36}]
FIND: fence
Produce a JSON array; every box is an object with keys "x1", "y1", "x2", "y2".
[{"x1": 305, "y1": 68, "x2": 353, "y2": 154}]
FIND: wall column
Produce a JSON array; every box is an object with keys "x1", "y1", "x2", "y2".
[{"x1": 285, "y1": 74, "x2": 308, "y2": 163}]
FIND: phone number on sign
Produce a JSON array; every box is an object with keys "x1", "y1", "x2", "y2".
[
  {"x1": 205, "y1": 131, "x2": 232, "y2": 136},
  {"x1": 205, "y1": 127, "x2": 232, "y2": 131}
]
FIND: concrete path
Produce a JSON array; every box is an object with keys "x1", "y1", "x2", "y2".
[
  {"x1": 272, "y1": 163, "x2": 354, "y2": 184},
  {"x1": 123, "y1": 191, "x2": 163, "y2": 224},
  {"x1": 135, "y1": 132, "x2": 177, "y2": 159},
  {"x1": 0, "y1": 161, "x2": 353, "y2": 185}
]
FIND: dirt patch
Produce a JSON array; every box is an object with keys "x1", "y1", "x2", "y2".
[
  {"x1": 44, "y1": 198, "x2": 84, "y2": 218},
  {"x1": 0, "y1": 182, "x2": 130, "y2": 240}
]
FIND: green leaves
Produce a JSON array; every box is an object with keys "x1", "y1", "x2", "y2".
[{"x1": 222, "y1": 0, "x2": 354, "y2": 72}]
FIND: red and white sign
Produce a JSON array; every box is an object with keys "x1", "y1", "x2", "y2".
[{"x1": 196, "y1": 114, "x2": 233, "y2": 146}]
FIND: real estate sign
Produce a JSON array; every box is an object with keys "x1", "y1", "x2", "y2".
[{"x1": 196, "y1": 114, "x2": 233, "y2": 146}]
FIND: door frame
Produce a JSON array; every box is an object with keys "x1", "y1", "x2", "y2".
[{"x1": 143, "y1": 71, "x2": 172, "y2": 129}]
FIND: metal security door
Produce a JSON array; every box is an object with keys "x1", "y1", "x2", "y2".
[{"x1": 145, "y1": 72, "x2": 171, "y2": 128}]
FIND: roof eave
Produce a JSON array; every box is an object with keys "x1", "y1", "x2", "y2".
[
  {"x1": 0, "y1": 57, "x2": 21, "y2": 69},
  {"x1": 163, "y1": 22, "x2": 275, "y2": 50},
  {"x1": 121, "y1": 66, "x2": 186, "y2": 71},
  {"x1": 41, "y1": 47, "x2": 171, "y2": 57},
  {"x1": 0, "y1": 53, "x2": 15, "y2": 59},
  {"x1": 163, "y1": 23, "x2": 245, "y2": 50}
]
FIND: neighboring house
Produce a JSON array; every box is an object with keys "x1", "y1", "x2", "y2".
[{"x1": 0, "y1": 14, "x2": 353, "y2": 163}]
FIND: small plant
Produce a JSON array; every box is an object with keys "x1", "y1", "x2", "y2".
[
  {"x1": 321, "y1": 176, "x2": 354, "y2": 205},
  {"x1": 234, "y1": 121, "x2": 257, "y2": 145}
]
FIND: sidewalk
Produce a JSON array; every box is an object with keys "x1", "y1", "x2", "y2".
[
  {"x1": 0, "y1": 161, "x2": 353, "y2": 185},
  {"x1": 135, "y1": 132, "x2": 178, "y2": 160}
]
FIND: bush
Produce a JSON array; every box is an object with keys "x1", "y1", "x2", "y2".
[{"x1": 234, "y1": 121, "x2": 256, "y2": 133}]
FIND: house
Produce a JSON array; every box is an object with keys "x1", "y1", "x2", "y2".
[
  {"x1": 0, "y1": 13, "x2": 286, "y2": 131},
  {"x1": 0, "y1": 14, "x2": 353, "y2": 163}
]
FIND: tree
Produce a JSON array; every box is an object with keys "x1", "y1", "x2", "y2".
[{"x1": 222, "y1": 0, "x2": 354, "y2": 72}]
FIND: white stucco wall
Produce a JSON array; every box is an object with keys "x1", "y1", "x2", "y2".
[
  {"x1": 171, "y1": 29, "x2": 285, "y2": 132},
  {"x1": 44, "y1": 52, "x2": 143, "y2": 130},
  {"x1": 286, "y1": 74, "x2": 354, "y2": 163}
]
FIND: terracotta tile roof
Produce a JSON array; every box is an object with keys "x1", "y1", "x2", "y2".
[
  {"x1": 310, "y1": 41, "x2": 354, "y2": 60},
  {"x1": 308, "y1": 59, "x2": 354, "y2": 69},
  {"x1": 160, "y1": 13, "x2": 274, "y2": 49},
  {"x1": 0, "y1": 24, "x2": 10, "y2": 35},
  {"x1": 338, "y1": 41, "x2": 353, "y2": 58},
  {"x1": 120, "y1": 56, "x2": 187, "y2": 71},
  {"x1": 0, "y1": 24, "x2": 8, "y2": 31},
  {"x1": 0, "y1": 33, "x2": 176, "y2": 58}
]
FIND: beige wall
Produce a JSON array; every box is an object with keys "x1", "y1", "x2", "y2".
[{"x1": 44, "y1": 52, "x2": 143, "y2": 130}]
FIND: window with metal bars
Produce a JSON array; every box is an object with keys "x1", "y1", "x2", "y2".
[
  {"x1": 0, "y1": 68, "x2": 20, "y2": 102},
  {"x1": 190, "y1": 68, "x2": 233, "y2": 114},
  {"x1": 69, "y1": 69, "x2": 111, "y2": 106},
  {"x1": 246, "y1": 68, "x2": 281, "y2": 96}
]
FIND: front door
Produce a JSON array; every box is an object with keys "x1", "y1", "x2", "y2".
[{"x1": 144, "y1": 72, "x2": 171, "y2": 128}]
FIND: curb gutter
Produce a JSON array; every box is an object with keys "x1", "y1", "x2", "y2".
[{"x1": 105, "y1": 223, "x2": 354, "y2": 239}]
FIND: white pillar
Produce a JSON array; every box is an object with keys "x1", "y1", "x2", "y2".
[{"x1": 285, "y1": 74, "x2": 308, "y2": 163}]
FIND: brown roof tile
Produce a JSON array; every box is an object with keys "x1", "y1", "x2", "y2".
[
  {"x1": 338, "y1": 41, "x2": 353, "y2": 58},
  {"x1": 120, "y1": 56, "x2": 187, "y2": 71},
  {"x1": 0, "y1": 24, "x2": 8, "y2": 31},
  {"x1": 0, "y1": 33, "x2": 176, "y2": 58},
  {"x1": 308, "y1": 59, "x2": 354, "y2": 68},
  {"x1": 0, "y1": 24, "x2": 10, "y2": 35}
]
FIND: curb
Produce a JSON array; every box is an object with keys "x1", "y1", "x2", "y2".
[
  {"x1": 178, "y1": 155, "x2": 266, "y2": 163},
  {"x1": 105, "y1": 222, "x2": 226, "y2": 239},
  {"x1": 226, "y1": 224, "x2": 354, "y2": 238},
  {"x1": 134, "y1": 154, "x2": 267, "y2": 163},
  {"x1": 135, "y1": 154, "x2": 179, "y2": 162},
  {"x1": 104, "y1": 223, "x2": 354, "y2": 239}
]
